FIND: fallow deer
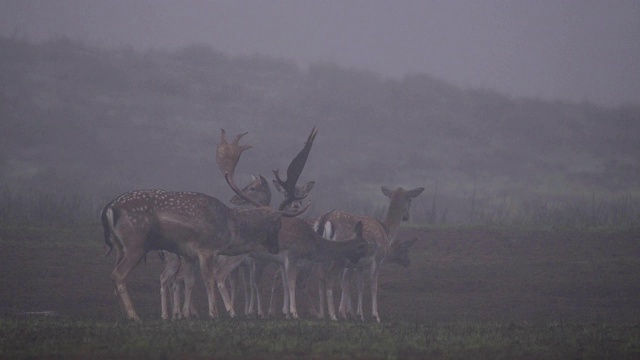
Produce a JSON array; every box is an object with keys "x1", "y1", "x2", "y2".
[
  {"x1": 162, "y1": 160, "x2": 373, "y2": 320},
  {"x1": 158, "y1": 175, "x2": 273, "y2": 320},
  {"x1": 102, "y1": 129, "x2": 310, "y2": 321},
  {"x1": 227, "y1": 174, "x2": 316, "y2": 318},
  {"x1": 157, "y1": 128, "x2": 317, "y2": 320},
  {"x1": 316, "y1": 186, "x2": 424, "y2": 322},
  {"x1": 326, "y1": 236, "x2": 419, "y2": 319},
  {"x1": 102, "y1": 190, "x2": 282, "y2": 321}
]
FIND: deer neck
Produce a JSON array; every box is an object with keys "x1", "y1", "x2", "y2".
[{"x1": 382, "y1": 201, "x2": 405, "y2": 244}]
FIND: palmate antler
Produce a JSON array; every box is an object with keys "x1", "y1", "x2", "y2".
[
  {"x1": 273, "y1": 126, "x2": 318, "y2": 211},
  {"x1": 216, "y1": 129, "x2": 252, "y2": 179},
  {"x1": 216, "y1": 129, "x2": 264, "y2": 208},
  {"x1": 216, "y1": 128, "x2": 316, "y2": 216}
]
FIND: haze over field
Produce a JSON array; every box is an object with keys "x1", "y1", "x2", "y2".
[
  {"x1": 1, "y1": 1, "x2": 639, "y2": 224},
  {"x1": 2, "y1": 0, "x2": 639, "y2": 106}
]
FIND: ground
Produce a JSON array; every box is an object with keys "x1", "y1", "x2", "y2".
[{"x1": 1, "y1": 224, "x2": 639, "y2": 324}]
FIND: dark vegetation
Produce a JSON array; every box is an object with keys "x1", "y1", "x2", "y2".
[{"x1": 1, "y1": 36, "x2": 640, "y2": 225}]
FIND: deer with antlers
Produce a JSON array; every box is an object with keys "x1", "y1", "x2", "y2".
[
  {"x1": 315, "y1": 186, "x2": 424, "y2": 322},
  {"x1": 226, "y1": 175, "x2": 316, "y2": 318},
  {"x1": 159, "y1": 128, "x2": 372, "y2": 320},
  {"x1": 102, "y1": 129, "x2": 311, "y2": 321}
]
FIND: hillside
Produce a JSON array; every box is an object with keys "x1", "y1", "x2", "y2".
[{"x1": 1, "y1": 36, "x2": 639, "y2": 224}]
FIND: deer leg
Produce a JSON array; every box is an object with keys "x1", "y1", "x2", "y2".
[
  {"x1": 370, "y1": 262, "x2": 381, "y2": 323},
  {"x1": 268, "y1": 268, "x2": 280, "y2": 317},
  {"x1": 111, "y1": 248, "x2": 145, "y2": 322},
  {"x1": 172, "y1": 278, "x2": 184, "y2": 320},
  {"x1": 214, "y1": 255, "x2": 247, "y2": 318},
  {"x1": 242, "y1": 265, "x2": 253, "y2": 316},
  {"x1": 198, "y1": 255, "x2": 218, "y2": 319},
  {"x1": 317, "y1": 274, "x2": 326, "y2": 319},
  {"x1": 181, "y1": 259, "x2": 198, "y2": 318},
  {"x1": 216, "y1": 278, "x2": 235, "y2": 318},
  {"x1": 316, "y1": 264, "x2": 329, "y2": 319},
  {"x1": 338, "y1": 268, "x2": 353, "y2": 319},
  {"x1": 280, "y1": 265, "x2": 291, "y2": 318},
  {"x1": 285, "y1": 258, "x2": 299, "y2": 319},
  {"x1": 243, "y1": 262, "x2": 258, "y2": 317},
  {"x1": 324, "y1": 263, "x2": 342, "y2": 321},
  {"x1": 355, "y1": 267, "x2": 365, "y2": 321},
  {"x1": 326, "y1": 282, "x2": 337, "y2": 321},
  {"x1": 159, "y1": 254, "x2": 179, "y2": 320},
  {"x1": 228, "y1": 267, "x2": 238, "y2": 313},
  {"x1": 250, "y1": 260, "x2": 265, "y2": 318}
]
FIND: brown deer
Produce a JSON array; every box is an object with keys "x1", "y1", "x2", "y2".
[
  {"x1": 157, "y1": 127, "x2": 317, "y2": 320},
  {"x1": 159, "y1": 128, "x2": 368, "y2": 318},
  {"x1": 159, "y1": 174, "x2": 314, "y2": 320},
  {"x1": 102, "y1": 129, "x2": 310, "y2": 321},
  {"x1": 157, "y1": 175, "x2": 272, "y2": 321},
  {"x1": 315, "y1": 186, "x2": 424, "y2": 322},
  {"x1": 326, "y1": 235, "x2": 419, "y2": 319},
  {"x1": 227, "y1": 174, "x2": 316, "y2": 318}
]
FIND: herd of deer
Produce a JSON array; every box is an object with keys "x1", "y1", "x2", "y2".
[{"x1": 101, "y1": 127, "x2": 424, "y2": 322}]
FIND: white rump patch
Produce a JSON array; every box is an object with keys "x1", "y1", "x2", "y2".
[{"x1": 324, "y1": 221, "x2": 335, "y2": 240}]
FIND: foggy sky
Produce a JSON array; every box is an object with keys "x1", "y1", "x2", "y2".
[{"x1": 1, "y1": 0, "x2": 639, "y2": 106}]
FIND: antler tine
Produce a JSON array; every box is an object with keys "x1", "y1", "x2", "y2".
[
  {"x1": 274, "y1": 126, "x2": 318, "y2": 210},
  {"x1": 216, "y1": 129, "x2": 264, "y2": 208},
  {"x1": 232, "y1": 131, "x2": 249, "y2": 145},
  {"x1": 216, "y1": 129, "x2": 252, "y2": 178}
]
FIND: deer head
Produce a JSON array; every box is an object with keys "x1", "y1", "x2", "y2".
[
  {"x1": 216, "y1": 127, "x2": 316, "y2": 217},
  {"x1": 381, "y1": 186, "x2": 425, "y2": 222},
  {"x1": 230, "y1": 175, "x2": 272, "y2": 207},
  {"x1": 388, "y1": 237, "x2": 418, "y2": 267}
]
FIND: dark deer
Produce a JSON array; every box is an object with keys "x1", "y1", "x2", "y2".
[
  {"x1": 102, "y1": 129, "x2": 311, "y2": 321},
  {"x1": 228, "y1": 179, "x2": 371, "y2": 319},
  {"x1": 315, "y1": 186, "x2": 424, "y2": 322}
]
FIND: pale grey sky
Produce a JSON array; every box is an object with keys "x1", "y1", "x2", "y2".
[{"x1": 1, "y1": 0, "x2": 639, "y2": 106}]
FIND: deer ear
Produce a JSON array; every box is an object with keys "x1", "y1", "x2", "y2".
[
  {"x1": 381, "y1": 186, "x2": 392, "y2": 197},
  {"x1": 259, "y1": 175, "x2": 269, "y2": 187},
  {"x1": 406, "y1": 187, "x2": 425, "y2": 198},
  {"x1": 300, "y1": 181, "x2": 315, "y2": 194}
]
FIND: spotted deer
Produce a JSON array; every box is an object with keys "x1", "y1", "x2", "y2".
[
  {"x1": 227, "y1": 174, "x2": 316, "y2": 318},
  {"x1": 159, "y1": 174, "x2": 313, "y2": 320},
  {"x1": 316, "y1": 186, "x2": 424, "y2": 322},
  {"x1": 157, "y1": 176, "x2": 272, "y2": 321},
  {"x1": 162, "y1": 131, "x2": 372, "y2": 320},
  {"x1": 157, "y1": 128, "x2": 317, "y2": 320},
  {"x1": 229, "y1": 180, "x2": 372, "y2": 320},
  {"x1": 102, "y1": 129, "x2": 310, "y2": 321}
]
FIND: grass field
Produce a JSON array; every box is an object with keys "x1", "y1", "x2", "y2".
[{"x1": 1, "y1": 223, "x2": 639, "y2": 358}]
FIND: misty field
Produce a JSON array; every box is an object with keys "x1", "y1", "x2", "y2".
[{"x1": 1, "y1": 223, "x2": 640, "y2": 359}]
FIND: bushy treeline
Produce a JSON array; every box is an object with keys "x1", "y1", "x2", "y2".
[
  {"x1": 0, "y1": 187, "x2": 102, "y2": 225},
  {"x1": 3, "y1": 186, "x2": 640, "y2": 230},
  {"x1": 1, "y1": 36, "x2": 639, "y2": 225}
]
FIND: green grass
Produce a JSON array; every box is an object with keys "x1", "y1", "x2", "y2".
[
  {"x1": 2, "y1": 224, "x2": 640, "y2": 358},
  {"x1": 2, "y1": 317, "x2": 639, "y2": 359}
]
